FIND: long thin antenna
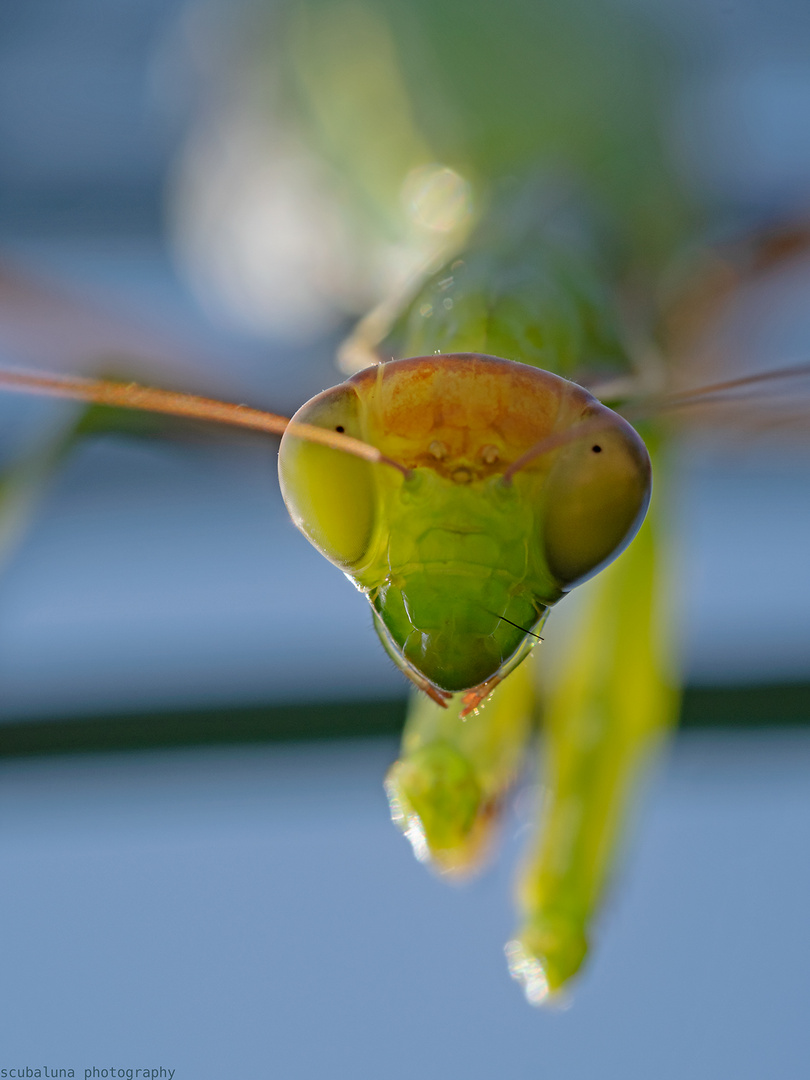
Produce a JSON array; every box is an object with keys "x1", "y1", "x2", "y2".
[
  {"x1": 0, "y1": 367, "x2": 411, "y2": 476},
  {"x1": 623, "y1": 361, "x2": 810, "y2": 419},
  {"x1": 503, "y1": 361, "x2": 810, "y2": 481}
]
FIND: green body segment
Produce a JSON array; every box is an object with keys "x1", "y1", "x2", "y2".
[
  {"x1": 510, "y1": 471, "x2": 678, "y2": 999},
  {"x1": 381, "y1": 181, "x2": 636, "y2": 389},
  {"x1": 279, "y1": 353, "x2": 651, "y2": 698},
  {"x1": 385, "y1": 657, "x2": 537, "y2": 875}
]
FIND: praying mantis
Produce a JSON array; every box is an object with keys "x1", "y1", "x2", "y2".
[
  {"x1": 1, "y1": 0, "x2": 809, "y2": 1010},
  {"x1": 0, "y1": 212, "x2": 806, "y2": 1005}
]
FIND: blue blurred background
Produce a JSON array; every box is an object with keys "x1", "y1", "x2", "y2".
[{"x1": 0, "y1": 0, "x2": 809, "y2": 1075}]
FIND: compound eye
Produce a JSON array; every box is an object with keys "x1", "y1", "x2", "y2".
[
  {"x1": 278, "y1": 384, "x2": 377, "y2": 570},
  {"x1": 542, "y1": 409, "x2": 651, "y2": 587}
]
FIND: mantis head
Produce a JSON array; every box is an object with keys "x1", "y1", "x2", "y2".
[{"x1": 278, "y1": 354, "x2": 651, "y2": 702}]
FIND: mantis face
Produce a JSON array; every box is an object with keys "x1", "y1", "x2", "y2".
[{"x1": 279, "y1": 353, "x2": 651, "y2": 702}]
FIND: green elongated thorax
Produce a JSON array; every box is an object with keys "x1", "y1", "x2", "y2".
[{"x1": 380, "y1": 180, "x2": 635, "y2": 388}]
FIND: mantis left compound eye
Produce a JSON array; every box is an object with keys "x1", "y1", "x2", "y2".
[{"x1": 539, "y1": 405, "x2": 652, "y2": 588}]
